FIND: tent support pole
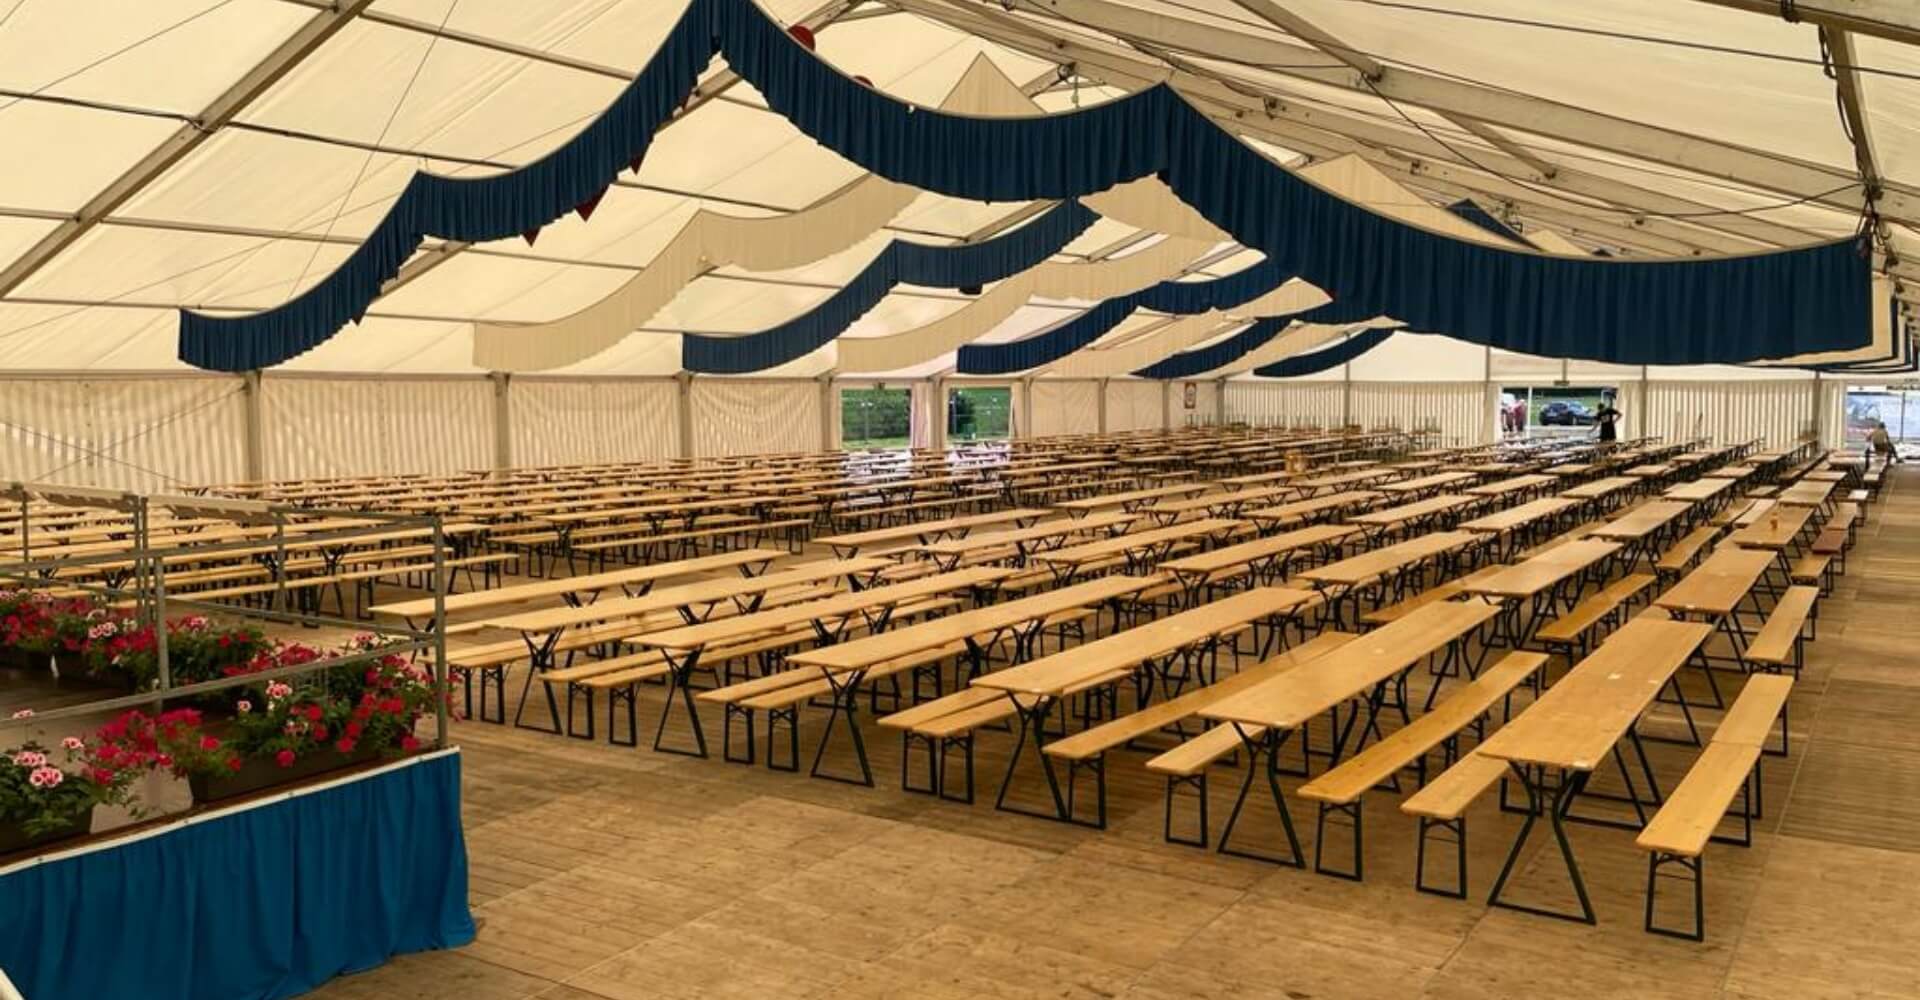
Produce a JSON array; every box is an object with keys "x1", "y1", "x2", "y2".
[
  {"x1": 241, "y1": 370, "x2": 264, "y2": 484},
  {"x1": 1097, "y1": 379, "x2": 1110, "y2": 434},
  {"x1": 490, "y1": 372, "x2": 512, "y2": 473},
  {"x1": 676, "y1": 373, "x2": 694, "y2": 459}
]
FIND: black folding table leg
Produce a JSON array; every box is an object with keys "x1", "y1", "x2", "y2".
[{"x1": 1215, "y1": 725, "x2": 1304, "y2": 867}]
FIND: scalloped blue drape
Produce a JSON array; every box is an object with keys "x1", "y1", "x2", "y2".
[
  {"x1": 1252, "y1": 328, "x2": 1395, "y2": 377},
  {"x1": 955, "y1": 260, "x2": 1293, "y2": 374},
  {"x1": 1445, "y1": 200, "x2": 1529, "y2": 247},
  {"x1": 681, "y1": 201, "x2": 1096, "y2": 373},
  {"x1": 1133, "y1": 316, "x2": 1288, "y2": 379},
  {"x1": 178, "y1": 0, "x2": 1872, "y2": 371}
]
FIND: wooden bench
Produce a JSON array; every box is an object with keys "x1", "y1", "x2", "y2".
[
  {"x1": 1718, "y1": 673, "x2": 1793, "y2": 758},
  {"x1": 1742, "y1": 585, "x2": 1818, "y2": 677},
  {"x1": 1360, "y1": 566, "x2": 1502, "y2": 627},
  {"x1": 1140, "y1": 633, "x2": 1363, "y2": 847},
  {"x1": 1534, "y1": 573, "x2": 1657, "y2": 663},
  {"x1": 1400, "y1": 751, "x2": 1513, "y2": 898},
  {"x1": 1636, "y1": 741, "x2": 1764, "y2": 941},
  {"x1": 446, "y1": 620, "x2": 654, "y2": 725},
  {"x1": 1297, "y1": 651, "x2": 1546, "y2": 880},
  {"x1": 1654, "y1": 526, "x2": 1717, "y2": 582},
  {"x1": 728, "y1": 641, "x2": 965, "y2": 773}
]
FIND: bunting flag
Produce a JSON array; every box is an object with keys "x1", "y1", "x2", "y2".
[{"x1": 177, "y1": 0, "x2": 1872, "y2": 371}]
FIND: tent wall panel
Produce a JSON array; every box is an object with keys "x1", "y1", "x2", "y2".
[
  {"x1": 0, "y1": 377, "x2": 247, "y2": 491},
  {"x1": 1173, "y1": 380, "x2": 1219, "y2": 428},
  {"x1": 1347, "y1": 334, "x2": 1485, "y2": 381},
  {"x1": 1349, "y1": 381, "x2": 1487, "y2": 444},
  {"x1": 691, "y1": 380, "x2": 820, "y2": 457},
  {"x1": 1103, "y1": 380, "x2": 1164, "y2": 432},
  {"x1": 1224, "y1": 382, "x2": 1344, "y2": 430},
  {"x1": 509, "y1": 379, "x2": 679, "y2": 466},
  {"x1": 1029, "y1": 380, "x2": 1100, "y2": 438},
  {"x1": 260, "y1": 377, "x2": 492, "y2": 480},
  {"x1": 1637, "y1": 380, "x2": 1817, "y2": 448}
]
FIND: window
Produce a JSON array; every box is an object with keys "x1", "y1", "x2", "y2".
[
  {"x1": 839, "y1": 387, "x2": 911, "y2": 450},
  {"x1": 1497, "y1": 385, "x2": 1618, "y2": 439},
  {"x1": 1845, "y1": 386, "x2": 1920, "y2": 453},
  {"x1": 948, "y1": 386, "x2": 1011, "y2": 442}
]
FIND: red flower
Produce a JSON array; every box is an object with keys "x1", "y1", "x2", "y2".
[
  {"x1": 352, "y1": 705, "x2": 372, "y2": 722},
  {"x1": 335, "y1": 739, "x2": 356, "y2": 754},
  {"x1": 90, "y1": 768, "x2": 115, "y2": 784},
  {"x1": 400, "y1": 735, "x2": 420, "y2": 752},
  {"x1": 226, "y1": 757, "x2": 244, "y2": 772},
  {"x1": 155, "y1": 754, "x2": 173, "y2": 769},
  {"x1": 379, "y1": 698, "x2": 404, "y2": 715},
  {"x1": 345, "y1": 721, "x2": 363, "y2": 738},
  {"x1": 311, "y1": 725, "x2": 329, "y2": 741},
  {"x1": 304, "y1": 704, "x2": 323, "y2": 722},
  {"x1": 199, "y1": 735, "x2": 220, "y2": 751},
  {"x1": 274, "y1": 750, "x2": 296, "y2": 768}
]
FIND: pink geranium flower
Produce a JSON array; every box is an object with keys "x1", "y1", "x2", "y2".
[
  {"x1": 28, "y1": 766, "x2": 63, "y2": 788},
  {"x1": 61, "y1": 736, "x2": 84, "y2": 751},
  {"x1": 12, "y1": 750, "x2": 47, "y2": 768}
]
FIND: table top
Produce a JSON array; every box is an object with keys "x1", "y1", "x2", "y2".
[
  {"x1": 1463, "y1": 539, "x2": 1620, "y2": 599},
  {"x1": 1477, "y1": 618, "x2": 1713, "y2": 770},
  {"x1": 815, "y1": 508, "x2": 1048, "y2": 550},
  {"x1": 1467, "y1": 474, "x2": 1556, "y2": 497},
  {"x1": 1159, "y1": 523, "x2": 1357, "y2": 578},
  {"x1": 1459, "y1": 496, "x2": 1580, "y2": 534},
  {"x1": 1054, "y1": 485, "x2": 1206, "y2": 511},
  {"x1": 1033, "y1": 518, "x2": 1244, "y2": 568},
  {"x1": 1300, "y1": 530, "x2": 1479, "y2": 587},
  {"x1": 1244, "y1": 490, "x2": 1382, "y2": 523},
  {"x1": 1776, "y1": 480, "x2": 1835, "y2": 507},
  {"x1": 369, "y1": 547, "x2": 785, "y2": 620},
  {"x1": 634, "y1": 567, "x2": 1010, "y2": 652},
  {"x1": 786, "y1": 574, "x2": 1161, "y2": 674},
  {"x1": 1588, "y1": 500, "x2": 1692, "y2": 541},
  {"x1": 1381, "y1": 472, "x2": 1479, "y2": 494},
  {"x1": 973, "y1": 587, "x2": 1320, "y2": 697},
  {"x1": 1348, "y1": 494, "x2": 1476, "y2": 527},
  {"x1": 1561, "y1": 476, "x2": 1639, "y2": 499},
  {"x1": 1663, "y1": 478, "x2": 1731, "y2": 503},
  {"x1": 479, "y1": 557, "x2": 894, "y2": 633},
  {"x1": 917, "y1": 513, "x2": 1137, "y2": 557},
  {"x1": 1200, "y1": 599, "x2": 1500, "y2": 729},
  {"x1": 1654, "y1": 547, "x2": 1775, "y2": 616},
  {"x1": 1726, "y1": 503, "x2": 1814, "y2": 550}
]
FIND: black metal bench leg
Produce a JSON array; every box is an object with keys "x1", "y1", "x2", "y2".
[
  {"x1": 1414, "y1": 816, "x2": 1468, "y2": 899},
  {"x1": 1644, "y1": 853, "x2": 1705, "y2": 941},
  {"x1": 1163, "y1": 773, "x2": 1209, "y2": 848},
  {"x1": 1312, "y1": 800, "x2": 1364, "y2": 881}
]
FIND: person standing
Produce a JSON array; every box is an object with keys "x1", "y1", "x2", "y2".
[
  {"x1": 1594, "y1": 399, "x2": 1622, "y2": 444},
  {"x1": 1870, "y1": 421, "x2": 1902, "y2": 464}
]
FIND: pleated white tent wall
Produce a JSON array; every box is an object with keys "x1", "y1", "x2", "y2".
[
  {"x1": 690, "y1": 380, "x2": 820, "y2": 457},
  {"x1": 260, "y1": 377, "x2": 493, "y2": 481},
  {"x1": 1103, "y1": 381, "x2": 1164, "y2": 433},
  {"x1": 1029, "y1": 381, "x2": 1101, "y2": 438},
  {"x1": 0, "y1": 377, "x2": 247, "y2": 491},
  {"x1": 509, "y1": 378, "x2": 679, "y2": 466}
]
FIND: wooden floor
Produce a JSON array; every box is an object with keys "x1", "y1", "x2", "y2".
[{"x1": 262, "y1": 468, "x2": 1920, "y2": 998}]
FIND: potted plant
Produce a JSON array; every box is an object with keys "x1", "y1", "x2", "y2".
[{"x1": 0, "y1": 719, "x2": 140, "y2": 855}]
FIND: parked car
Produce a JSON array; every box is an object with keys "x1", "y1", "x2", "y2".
[{"x1": 1539, "y1": 401, "x2": 1596, "y2": 426}]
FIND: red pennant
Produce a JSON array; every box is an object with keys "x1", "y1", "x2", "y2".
[
  {"x1": 628, "y1": 152, "x2": 644, "y2": 173},
  {"x1": 575, "y1": 189, "x2": 606, "y2": 222},
  {"x1": 521, "y1": 227, "x2": 541, "y2": 246},
  {"x1": 788, "y1": 24, "x2": 816, "y2": 51},
  {"x1": 853, "y1": 75, "x2": 873, "y2": 88}
]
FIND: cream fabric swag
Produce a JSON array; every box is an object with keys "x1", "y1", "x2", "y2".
[{"x1": 473, "y1": 55, "x2": 1227, "y2": 372}]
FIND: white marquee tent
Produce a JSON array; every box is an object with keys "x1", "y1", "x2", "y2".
[{"x1": 1, "y1": 0, "x2": 1917, "y2": 488}]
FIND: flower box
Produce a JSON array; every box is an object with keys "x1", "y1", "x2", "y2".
[
  {"x1": 188, "y1": 742, "x2": 387, "y2": 805},
  {"x1": 0, "y1": 804, "x2": 93, "y2": 857}
]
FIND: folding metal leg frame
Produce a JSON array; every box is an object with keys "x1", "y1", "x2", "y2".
[
  {"x1": 1645, "y1": 758, "x2": 1758, "y2": 941},
  {"x1": 1214, "y1": 723, "x2": 1305, "y2": 867},
  {"x1": 1486, "y1": 762, "x2": 1597, "y2": 924}
]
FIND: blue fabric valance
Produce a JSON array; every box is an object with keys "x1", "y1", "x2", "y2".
[
  {"x1": 1132, "y1": 316, "x2": 1289, "y2": 379},
  {"x1": 682, "y1": 201, "x2": 1096, "y2": 373},
  {"x1": 179, "y1": 0, "x2": 1873, "y2": 371},
  {"x1": 1253, "y1": 328, "x2": 1396, "y2": 378},
  {"x1": 0, "y1": 752, "x2": 473, "y2": 1000},
  {"x1": 956, "y1": 260, "x2": 1294, "y2": 374}
]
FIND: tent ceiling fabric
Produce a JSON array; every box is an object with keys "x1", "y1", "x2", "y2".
[{"x1": 0, "y1": 0, "x2": 1912, "y2": 376}]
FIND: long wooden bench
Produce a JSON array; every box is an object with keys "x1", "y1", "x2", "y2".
[
  {"x1": 729, "y1": 641, "x2": 966, "y2": 773},
  {"x1": 1139, "y1": 633, "x2": 1364, "y2": 847},
  {"x1": 1400, "y1": 751, "x2": 1512, "y2": 897},
  {"x1": 1655, "y1": 526, "x2": 1717, "y2": 581},
  {"x1": 1296, "y1": 651, "x2": 1546, "y2": 880},
  {"x1": 1741, "y1": 585, "x2": 1818, "y2": 678},
  {"x1": 1359, "y1": 566, "x2": 1502, "y2": 627},
  {"x1": 1534, "y1": 573, "x2": 1657, "y2": 663},
  {"x1": 1636, "y1": 673, "x2": 1792, "y2": 940}
]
